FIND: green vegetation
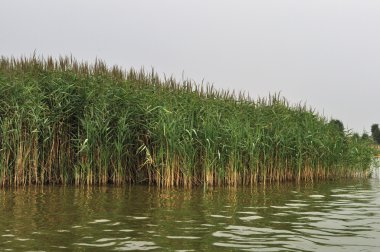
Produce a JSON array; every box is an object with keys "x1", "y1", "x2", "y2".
[
  {"x1": 371, "y1": 124, "x2": 380, "y2": 145},
  {"x1": 0, "y1": 56, "x2": 376, "y2": 187}
]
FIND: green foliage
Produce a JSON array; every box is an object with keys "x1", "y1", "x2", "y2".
[
  {"x1": 0, "y1": 56, "x2": 376, "y2": 186},
  {"x1": 371, "y1": 124, "x2": 380, "y2": 144},
  {"x1": 362, "y1": 133, "x2": 370, "y2": 140},
  {"x1": 329, "y1": 119, "x2": 345, "y2": 134}
]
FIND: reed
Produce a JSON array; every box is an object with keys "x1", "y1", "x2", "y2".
[{"x1": 0, "y1": 55, "x2": 376, "y2": 187}]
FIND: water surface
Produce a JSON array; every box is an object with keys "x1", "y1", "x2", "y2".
[{"x1": 1, "y1": 179, "x2": 380, "y2": 251}]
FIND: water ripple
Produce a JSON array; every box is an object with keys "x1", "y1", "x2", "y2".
[{"x1": 1, "y1": 180, "x2": 380, "y2": 251}]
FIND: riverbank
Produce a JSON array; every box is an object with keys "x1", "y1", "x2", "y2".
[{"x1": 0, "y1": 56, "x2": 376, "y2": 186}]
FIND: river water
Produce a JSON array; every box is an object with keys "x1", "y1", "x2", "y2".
[{"x1": 0, "y1": 179, "x2": 379, "y2": 251}]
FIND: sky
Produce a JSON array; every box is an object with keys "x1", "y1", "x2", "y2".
[{"x1": 1, "y1": 0, "x2": 379, "y2": 133}]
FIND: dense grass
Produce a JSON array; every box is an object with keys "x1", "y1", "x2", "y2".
[{"x1": 0, "y1": 56, "x2": 376, "y2": 187}]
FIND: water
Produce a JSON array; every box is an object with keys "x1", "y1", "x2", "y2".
[{"x1": 1, "y1": 179, "x2": 380, "y2": 251}]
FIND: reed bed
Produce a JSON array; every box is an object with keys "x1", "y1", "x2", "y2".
[{"x1": 0, "y1": 56, "x2": 376, "y2": 187}]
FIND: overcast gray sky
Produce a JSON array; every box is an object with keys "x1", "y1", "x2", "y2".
[{"x1": 1, "y1": 0, "x2": 379, "y2": 133}]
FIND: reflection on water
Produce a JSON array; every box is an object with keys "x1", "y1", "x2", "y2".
[{"x1": 0, "y1": 179, "x2": 380, "y2": 251}]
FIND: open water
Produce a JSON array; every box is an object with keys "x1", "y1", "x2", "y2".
[{"x1": 0, "y1": 178, "x2": 380, "y2": 251}]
